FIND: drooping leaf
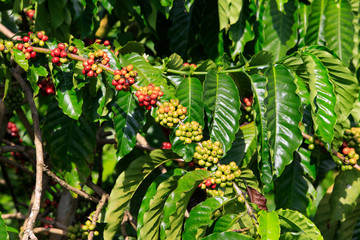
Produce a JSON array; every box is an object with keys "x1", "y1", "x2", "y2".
[
  {"x1": 300, "y1": 52, "x2": 337, "y2": 148},
  {"x1": 213, "y1": 214, "x2": 240, "y2": 233},
  {"x1": 277, "y1": 209, "x2": 323, "y2": 239},
  {"x1": 176, "y1": 77, "x2": 205, "y2": 126},
  {"x1": 104, "y1": 150, "x2": 177, "y2": 239},
  {"x1": 248, "y1": 51, "x2": 274, "y2": 67},
  {"x1": 111, "y1": 91, "x2": 146, "y2": 158},
  {"x1": 275, "y1": 156, "x2": 309, "y2": 214},
  {"x1": 43, "y1": 103, "x2": 95, "y2": 184},
  {"x1": 201, "y1": 232, "x2": 254, "y2": 240},
  {"x1": 203, "y1": 70, "x2": 241, "y2": 154},
  {"x1": 330, "y1": 170, "x2": 360, "y2": 222},
  {"x1": 218, "y1": 0, "x2": 243, "y2": 30},
  {"x1": 305, "y1": 0, "x2": 327, "y2": 45},
  {"x1": 27, "y1": 65, "x2": 48, "y2": 96},
  {"x1": 167, "y1": 53, "x2": 184, "y2": 70},
  {"x1": 137, "y1": 169, "x2": 186, "y2": 240},
  {"x1": 183, "y1": 197, "x2": 231, "y2": 239},
  {"x1": 52, "y1": 63, "x2": 83, "y2": 120},
  {"x1": 262, "y1": 0, "x2": 298, "y2": 60},
  {"x1": 258, "y1": 211, "x2": 280, "y2": 240},
  {"x1": 160, "y1": 170, "x2": 211, "y2": 240},
  {"x1": 0, "y1": 212, "x2": 9, "y2": 240},
  {"x1": 298, "y1": 2, "x2": 310, "y2": 47},
  {"x1": 12, "y1": 49, "x2": 28, "y2": 71},
  {"x1": 250, "y1": 74, "x2": 273, "y2": 189},
  {"x1": 264, "y1": 65, "x2": 303, "y2": 177},
  {"x1": 324, "y1": 0, "x2": 355, "y2": 65},
  {"x1": 246, "y1": 186, "x2": 268, "y2": 210},
  {"x1": 221, "y1": 122, "x2": 256, "y2": 166}
]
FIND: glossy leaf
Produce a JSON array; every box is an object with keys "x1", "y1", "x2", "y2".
[
  {"x1": 250, "y1": 74, "x2": 273, "y2": 189},
  {"x1": 111, "y1": 91, "x2": 146, "y2": 158},
  {"x1": 324, "y1": 0, "x2": 354, "y2": 65},
  {"x1": 275, "y1": 157, "x2": 309, "y2": 214},
  {"x1": 202, "y1": 232, "x2": 254, "y2": 240},
  {"x1": 248, "y1": 50, "x2": 274, "y2": 67},
  {"x1": 330, "y1": 170, "x2": 360, "y2": 222},
  {"x1": 105, "y1": 150, "x2": 177, "y2": 239},
  {"x1": 305, "y1": 0, "x2": 327, "y2": 45},
  {"x1": 262, "y1": 0, "x2": 298, "y2": 60},
  {"x1": 258, "y1": 211, "x2": 280, "y2": 240},
  {"x1": 0, "y1": 212, "x2": 9, "y2": 240},
  {"x1": 53, "y1": 63, "x2": 83, "y2": 120},
  {"x1": 170, "y1": 133, "x2": 197, "y2": 162},
  {"x1": 175, "y1": 77, "x2": 205, "y2": 126},
  {"x1": 277, "y1": 209, "x2": 323, "y2": 239},
  {"x1": 218, "y1": 0, "x2": 243, "y2": 30},
  {"x1": 203, "y1": 70, "x2": 241, "y2": 154},
  {"x1": 213, "y1": 214, "x2": 240, "y2": 233},
  {"x1": 183, "y1": 197, "x2": 230, "y2": 239},
  {"x1": 222, "y1": 122, "x2": 256, "y2": 166},
  {"x1": 12, "y1": 49, "x2": 28, "y2": 71},
  {"x1": 160, "y1": 170, "x2": 211, "y2": 240},
  {"x1": 264, "y1": 65, "x2": 303, "y2": 177},
  {"x1": 137, "y1": 169, "x2": 186, "y2": 240},
  {"x1": 301, "y1": 52, "x2": 336, "y2": 147}
]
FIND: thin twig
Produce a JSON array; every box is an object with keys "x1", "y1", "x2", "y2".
[
  {"x1": 15, "y1": 108, "x2": 35, "y2": 140},
  {"x1": 233, "y1": 182, "x2": 258, "y2": 227},
  {"x1": 88, "y1": 193, "x2": 109, "y2": 240},
  {"x1": 0, "y1": 162, "x2": 20, "y2": 211},
  {"x1": 0, "y1": 23, "x2": 21, "y2": 40},
  {"x1": 33, "y1": 227, "x2": 67, "y2": 236},
  {"x1": 2, "y1": 213, "x2": 67, "y2": 230},
  {"x1": 13, "y1": 67, "x2": 45, "y2": 240},
  {"x1": 0, "y1": 156, "x2": 35, "y2": 176}
]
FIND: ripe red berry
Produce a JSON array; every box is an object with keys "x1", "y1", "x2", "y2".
[
  {"x1": 112, "y1": 79, "x2": 118, "y2": 86},
  {"x1": 27, "y1": 46, "x2": 33, "y2": 52},
  {"x1": 17, "y1": 43, "x2": 23, "y2": 50},
  {"x1": 114, "y1": 69, "x2": 121, "y2": 75},
  {"x1": 22, "y1": 36, "x2": 30, "y2": 42},
  {"x1": 205, "y1": 179, "x2": 212, "y2": 187},
  {"x1": 42, "y1": 35, "x2": 48, "y2": 41},
  {"x1": 27, "y1": 10, "x2": 35, "y2": 19},
  {"x1": 103, "y1": 40, "x2": 110, "y2": 46},
  {"x1": 58, "y1": 43, "x2": 65, "y2": 50},
  {"x1": 116, "y1": 85, "x2": 123, "y2": 91},
  {"x1": 60, "y1": 51, "x2": 67, "y2": 58},
  {"x1": 87, "y1": 70, "x2": 94, "y2": 77},
  {"x1": 30, "y1": 51, "x2": 36, "y2": 58},
  {"x1": 53, "y1": 48, "x2": 60, "y2": 56},
  {"x1": 72, "y1": 47, "x2": 77, "y2": 54},
  {"x1": 343, "y1": 147, "x2": 350, "y2": 155},
  {"x1": 52, "y1": 57, "x2": 59, "y2": 63},
  {"x1": 37, "y1": 31, "x2": 43, "y2": 40}
]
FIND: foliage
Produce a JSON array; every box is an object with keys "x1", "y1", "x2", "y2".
[{"x1": 0, "y1": 0, "x2": 360, "y2": 240}]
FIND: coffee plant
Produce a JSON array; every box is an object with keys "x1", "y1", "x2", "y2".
[{"x1": 0, "y1": 0, "x2": 360, "y2": 240}]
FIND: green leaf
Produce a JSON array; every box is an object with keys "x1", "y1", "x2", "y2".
[
  {"x1": 176, "y1": 77, "x2": 205, "y2": 126},
  {"x1": 0, "y1": 212, "x2": 9, "y2": 240},
  {"x1": 218, "y1": 0, "x2": 243, "y2": 30},
  {"x1": 183, "y1": 197, "x2": 231, "y2": 239},
  {"x1": 27, "y1": 65, "x2": 48, "y2": 96},
  {"x1": 53, "y1": 63, "x2": 83, "y2": 120},
  {"x1": 120, "y1": 53, "x2": 175, "y2": 100},
  {"x1": 160, "y1": 170, "x2": 211, "y2": 240},
  {"x1": 258, "y1": 211, "x2": 281, "y2": 240},
  {"x1": 111, "y1": 91, "x2": 146, "y2": 158},
  {"x1": 118, "y1": 41, "x2": 145, "y2": 55},
  {"x1": 12, "y1": 49, "x2": 28, "y2": 71},
  {"x1": 221, "y1": 122, "x2": 256, "y2": 166},
  {"x1": 137, "y1": 169, "x2": 186, "y2": 240},
  {"x1": 250, "y1": 74, "x2": 273, "y2": 189},
  {"x1": 275, "y1": 157, "x2": 309, "y2": 214},
  {"x1": 262, "y1": 0, "x2": 298, "y2": 60},
  {"x1": 213, "y1": 214, "x2": 240, "y2": 233},
  {"x1": 104, "y1": 150, "x2": 177, "y2": 239},
  {"x1": 330, "y1": 170, "x2": 360, "y2": 222},
  {"x1": 301, "y1": 52, "x2": 337, "y2": 147},
  {"x1": 275, "y1": 0, "x2": 288, "y2": 12},
  {"x1": 324, "y1": 0, "x2": 355, "y2": 65},
  {"x1": 204, "y1": 70, "x2": 242, "y2": 154},
  {"x1": 336, "y1": 199, "x2": 360, "y2": 240},
  {"x1": 264, "y1": 65, "x2": 303, "y2": 177},
  {"x1": 202, "y1": 232, "x2": 254, "y2": 240},
  {"x1": 170, "y1": 131, "x2": 197, "y2": 162},
  {"x1": 248, "y1": 51, "x2": 274, "y2": 67},
  {"x1": 167, "y1": 53, "x2": 183, "y2": 70},
  {"x1": 277, "y1": 209, "x2": 323, "y2": 239},
  {"x1": 305, "y1": 0, "x2": 327, "y2": 45},
  {"x1": 43, "y1": 103, "x2": 95, "y2": 184}
]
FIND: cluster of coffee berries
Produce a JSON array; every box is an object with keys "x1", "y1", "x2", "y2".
[
  {"x1": 161, "y1": 142, "x2": 172, "y2": 149},
  {"x1": 4, "y1": 88, "x2": 24, "y2": 111},
  {"x1": 0, "y1": 41, "x2": 14, "y2": 53},
  {"x1": 51, "y1": 43, "x2": 68, "y2": 66},
  {"x1": 37, "y1": 77, "x2": 55, "y2": 95},
  {"x1": 67, "y1": 221, "x2": 99, "y2": 240},
  {"x1": 207, "y1": 189, "x2": 225, "y2": 197},
  {"x1": 43, "y1": 216, "x2": 54, "y2": 229},
  {"x1": 241, "y1": 96, "x2": 254, "y2": 122},
  {"x1": 155, "y1": 99, "x2": 187, "y2": 128},
  {"x1": 193, "y1": 140, "x2": 223, "y2": 167},
  {"x1": 27, "y1": 31, "x2": 49, "y2": 46},
  {"x1": 42, "y1": 198, "x2": 58, "y2": 209},
  {"x1": 198, "y1": 177, "x2": 217, "y2": 190},
  {"x1": 135, "y1": 83, "x2": 164, "y2": 110},
  {"x1": 344, "y1": 127, "x2": 360, "y2": 150},
  {"x1": 81, "y1": 49, "x2": 111, "y2": 77},
  {"x1": 336, "y1": 145, "x2": 359, "y2": 171},
  {"x1": 112, "y1": 65, "x2": 137, "y2": 91},
  {"x1": 175, "y1": 121, "x2": 203, "y2": 143},
  {"x1": 6, "y1": 122, "x2": 24, "y2": 162},
  {"x1": 26, "y1": 10, "x2": 35, "y2": 19},
  {"x1": 307, "y1": 136, "x2": 315, "y2": 150},
  {"x1": 183, "y1": 62, "x2": 197, "y2": 70},
  {"x1": 7, "y1": 122, "x2": 20, "y2": 138},
  {"x1": 214, "y1": 162, "x2": 242, "y2": 187}
]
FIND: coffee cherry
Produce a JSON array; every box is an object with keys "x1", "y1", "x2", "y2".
[
  {"x1": 156, "y1": 99, "x2": 187, "y2": 128},
  {"x1": 112, "y1": 65, "x2": 138, "y2": 91},
  {"x1": 161, "y1": 142, "x2": 172, "y2": 149},
  {"x1": 135, "y1": 83, "x2": 163, "y2": 110}
]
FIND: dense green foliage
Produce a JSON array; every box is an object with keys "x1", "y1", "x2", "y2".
[{"x1": 0, "y1": 0, "x2": 360, "y2": 239}]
